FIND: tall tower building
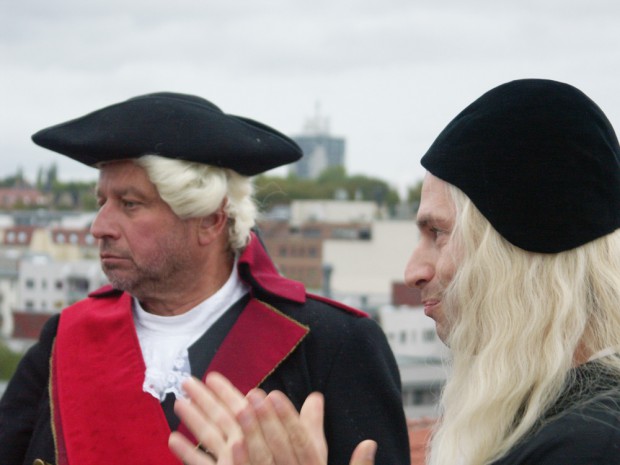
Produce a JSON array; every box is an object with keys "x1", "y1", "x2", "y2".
[{"x1": 289, "y1": 103, "x2": 346, "y2": 179}]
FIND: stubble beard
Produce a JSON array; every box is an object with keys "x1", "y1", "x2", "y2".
[{"x1": 101, "y1": 238, "x2": 194, "y2": 300}]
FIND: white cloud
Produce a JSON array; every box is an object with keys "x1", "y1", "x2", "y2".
[{"x1": 2, "y1": 0, "x2": 620, "y2": 190}]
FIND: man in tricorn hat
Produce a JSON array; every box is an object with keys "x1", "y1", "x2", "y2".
[
  {"x1": 169, "y1": 79, "x2": 620, "y2": 465},
  {"x1": 0, "y1": 93, "x2": 409, "y2": 465}
]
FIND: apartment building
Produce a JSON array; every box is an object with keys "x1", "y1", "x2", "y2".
[{"x1": 17, "y1": 255, "x2": 106, "y2": 312}]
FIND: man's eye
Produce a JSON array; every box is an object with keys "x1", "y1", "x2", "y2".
[{"x1": 123, "y1": 200, "x2": 137, "y2": 208}]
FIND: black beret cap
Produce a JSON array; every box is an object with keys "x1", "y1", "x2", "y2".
[
  {"x1": 31, "y1": 92, "x2": 302, "y2": 176},
  {"x1": 421, "y1": 79, "x2": 620, "y2": 253}
]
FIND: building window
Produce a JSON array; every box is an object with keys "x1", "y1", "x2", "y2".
[
  {"x1": 55, "y1": 280, "x2": 63, "y2": 290},
  {"x1": 68, "y1": 278, "x2": 89, "y2": 293},
  {"x1": 401, "y1": 387, "x2": 412, "y2": 406},
  {"x1": 25, "y1": 300, "x2": 35, "y2": 310},
  {"x1": 358, "y1": 229, "x2": 372, "y2": 240},
  {"x1": 399, "y1": 330, "x2": 407, "y2": 344},
  {"x1": 302, "y1": 228, "x2": 321, "y2": 238},
  {"x1": 25, "y1": 279, "x2": 35, "y2": 289},
  {"x1": 411, "y1": 385, "x2": 442, "y2": 406}
]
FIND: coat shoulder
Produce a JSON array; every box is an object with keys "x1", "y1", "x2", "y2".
[{"x1": 305, "y1": 292, "x2": 367, "y2": 317}]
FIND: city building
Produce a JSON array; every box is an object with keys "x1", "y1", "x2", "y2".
[
  {"x1": 0, "y1": 210, "x2": 102, "y2": 347},
  {"x1": 6, "y1": 255, "x2": 106, "y2": 352},
  {"x1": 260, "y1": 200, "x2": 413, "y2": 307},
  {"x1": 0, "y1": 251, "x2": 19, "y2": 338},
  {"x1": 0, "y1": 188, "x2": 50, "y2": 209},
  {"x1": 323, "y1": 220, "x2": 418, "y2": 311},
  {"x1": 1, "y1": 211, "x2": 98, "y2": 261},
  {"x1": 17, "y1": 255, "x2": 106, "y2": 313},
  {"x1": 288, "y1": 104, "x2": 346, "y2": 179},
  {"x1": 289, "y1": 199, "x2": 384, "y2": 226},
  {"x1": 381, "y1": 305, "x2": 448, "y2": 419},
  {"x1": 257, "y1": 216, "x2": 372, "y2": 293}
]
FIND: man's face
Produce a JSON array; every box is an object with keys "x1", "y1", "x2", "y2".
[
  {"x1": 91, "y1": 161, "x2": 197, "y2": 299},
  {"x1": 405, "y1": 173, "x2": 460, "y2": 343}
]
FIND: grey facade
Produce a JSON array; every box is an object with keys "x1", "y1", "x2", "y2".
[{"x1": 289, "y1": 134, "x2": 346, "y2": 179}]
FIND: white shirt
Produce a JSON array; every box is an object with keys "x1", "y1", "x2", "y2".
[{"x1": 132, "y1": 260, "x2": 249, "y2": 401}]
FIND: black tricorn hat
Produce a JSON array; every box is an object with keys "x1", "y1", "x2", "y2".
[
  {"x1": 31, "y1": 92, "x2": 302, "y2": 176},
  {"x1": 421, "y1": 79, "x2": 620, "y2": 253}
]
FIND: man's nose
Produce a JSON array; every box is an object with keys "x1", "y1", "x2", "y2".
[
  {"x1": 404, "y1": 244, "x2": 434, "y2": 289},
  {"x1": 90, "y1": 204, "x2": 120, "y2": 240}
]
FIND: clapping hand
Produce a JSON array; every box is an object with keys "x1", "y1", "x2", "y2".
[{"x1": 168, "y1": 373, "x2": 377, "y2": 465}]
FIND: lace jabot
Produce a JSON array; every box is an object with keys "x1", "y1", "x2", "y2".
[{"x1": 141, "y1": 346, "x2": 192, "y2": 401}]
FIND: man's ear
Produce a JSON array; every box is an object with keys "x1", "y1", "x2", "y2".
[{"x1": 197, "y1": 205, "x2": 228, "y2": 246}]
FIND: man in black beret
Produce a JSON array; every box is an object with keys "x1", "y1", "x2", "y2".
[
  {"x1": 165, "y1": 80, "x2": 620, "y2": 465},
  {"x1": 0, "y1": 93, "x2": 409, "y2": 465},
  {"x1": 408, "y1": 79, "x2": 620, "y2": 465}
]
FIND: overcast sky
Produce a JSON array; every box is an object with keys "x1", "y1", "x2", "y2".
[{"x1": 2, "y1": 0, "x2": 620, "y2": 194}]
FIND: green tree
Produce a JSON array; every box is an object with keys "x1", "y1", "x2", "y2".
[
  {"x1": 407, "y1": 179, "x2": 423, "y2": 205},
  {"x1": 0, "y1": 168, "x2": 31, "y2": 188},
  {"x1": 254, "y1": 169, "x2": 402, "y2": 214},
  {"x1": 36, "y1": 167, "x2": 44, "y2": 190},
  {"x1": 0, "y1": 340, "x2": 22, "y2": 380},
  {"x1": 51, "y1": 180, "x2": 97, "y2": 211},
  {"x1": 316, "y1": 165, "x2": 347, "y2": 184}
]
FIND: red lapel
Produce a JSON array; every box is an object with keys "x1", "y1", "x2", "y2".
[
  {"x1": 176, "y1": 297, "x2": 309, "y2": 442},
  {"x1": 51, "y1": 292, "x2": 180, "y2": 465},
  {"x1": 206, "y1": 298, "x2": 309, "y2": 390}
]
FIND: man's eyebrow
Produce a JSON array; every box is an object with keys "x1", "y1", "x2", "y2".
[
  {"x1": 95, "y1": 186, "x2": 148, "y2": 198},
  {"x1": 416, "y1": 214, "x2": 450, "y2": 229}
]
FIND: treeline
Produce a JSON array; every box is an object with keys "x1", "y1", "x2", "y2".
[
  {"x1": 0, "y1": 164, "x2": 97, "y2": 211},
  {"x1": 1, "y1": 165, "x2": 423, "y2": 213},
  {"x1": 255, "y1": 166, "x2": 422, "y2": 214}
]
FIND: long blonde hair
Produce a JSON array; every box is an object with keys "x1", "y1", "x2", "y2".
[
  {"x1": 135, "y1": 155, "x2": 257, "y2": 253},
  {"x1": 428, "y1": 185, "x2": 620, "y2": 465}
]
